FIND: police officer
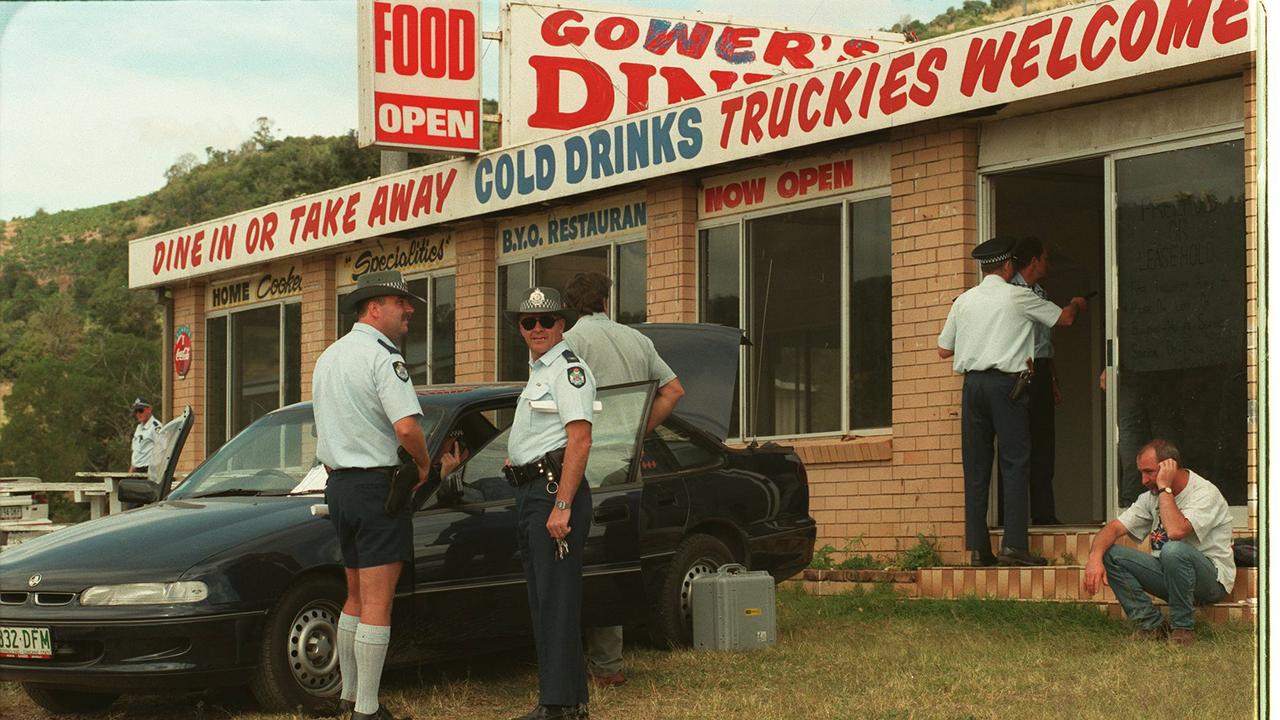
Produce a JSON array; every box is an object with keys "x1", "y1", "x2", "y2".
[
  {"x1": 505, "y1": 287, "x2": 595, "y2": 720},
  {"x1": 937, "y1": 238, "x2": 1087, "y2": 567},
  {"x1": 128, "y1": 398, "x2": 162, "y2": 474},
  {"x1": 562, "y1": 271, "x2": 684, "y2": 688},
  {"x1": 1010, "y1": 237, "x2": 1061, "y2": 525},
  {"x1": 313, "y1": 270, "x2": 431, "y2": 720}
]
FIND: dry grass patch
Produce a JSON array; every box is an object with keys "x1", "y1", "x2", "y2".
[{"x1": 1, "y1": 585, "x2": 1256, "y2": 720}]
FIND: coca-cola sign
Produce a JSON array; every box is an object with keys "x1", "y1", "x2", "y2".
[{"x1": 173, "y1": 325, "x2": 193, "y2": 379}]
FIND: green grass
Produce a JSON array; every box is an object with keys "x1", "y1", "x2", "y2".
[{"x1": 0, "y1": 586, "x2": 1257, "y2": 720}]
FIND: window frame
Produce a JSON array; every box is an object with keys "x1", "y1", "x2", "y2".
[
  {"x1": 695, "y1": 188, "x2": 893, "y2": 442},
  {"x1": 204, "y1": 297, "x2": 303, "y2": 453},
  {"x1": 334, "y1": 267, "x2": 458, "y2": 386},
  {"x1": 495, "y1": 234, "x2": 646, "y2": 378}
]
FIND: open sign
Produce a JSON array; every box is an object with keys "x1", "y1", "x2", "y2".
[{"x1": 359, "y1": 0, "x2": 483, "y2": 153}]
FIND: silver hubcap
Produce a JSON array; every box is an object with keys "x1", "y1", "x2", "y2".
[
  {"x1": 287, "y1": 602, "x2": 341, "y2": 695},
  {"x1": 679, "y1": 557, "x2": 719, "y2": 622}
]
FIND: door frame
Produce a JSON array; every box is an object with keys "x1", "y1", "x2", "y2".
[{"x1": 978, "y1": 126, "x2": 1249, "y2": 527}]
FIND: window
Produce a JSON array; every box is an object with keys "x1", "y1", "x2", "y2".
[
  {"x1": 497, "y1": 241, "x2": 645, "y2": 380},
  {"x1": 698, "y1": 195, "x2": 891, "y2": 438},
  {"x1": 337, "y1": 273, "x2": 455, "y2": 385},
  {"x1": 205, "y1": 302, "x2": 301, "y2": 454}
]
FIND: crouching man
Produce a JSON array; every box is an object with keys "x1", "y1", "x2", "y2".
[{"x1": 1082, "y1": 439, "x2": 1235, "y2": 644}]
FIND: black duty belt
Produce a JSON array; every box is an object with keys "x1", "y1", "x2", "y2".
[
  {"x1": 504, "y1": 448, "x2": 566, "y2": 488},
  {"x1": 327, "y1": 466, "x2": 395, "y2": 477},
  {"x1": 965, "y1": 368, "x2": 1020, "y2": 377}
]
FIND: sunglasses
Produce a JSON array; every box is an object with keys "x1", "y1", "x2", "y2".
[{"x1": 519, "y1": 314, "x2": 559, "y2": 331}]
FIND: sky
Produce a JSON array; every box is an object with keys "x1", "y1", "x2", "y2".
[{"x1": 0, "y1": 0, "x2": 946, "y2": 220}]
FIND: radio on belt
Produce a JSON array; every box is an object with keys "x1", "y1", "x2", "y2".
[{"x1": 690, "y1": 563, "x2": 777, "y2": 651}]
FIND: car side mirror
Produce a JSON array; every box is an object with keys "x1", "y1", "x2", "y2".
[{"x1": 118, "y1": 478, "x2": 160, "y2": 505}]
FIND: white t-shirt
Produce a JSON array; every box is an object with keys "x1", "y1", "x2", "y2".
[{"x1": 1117, "y1": 470, "x2": 1236, "y2": 593}]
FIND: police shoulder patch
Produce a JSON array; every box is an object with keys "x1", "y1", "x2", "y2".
[
  {"x1": 567, "y1": 365, "x2": 586, "y2": 388},
  {"x1": 561, "y1": 349, "x2": 579, "y2": 363},
  {"x1": 393, "y1": 360, "x2": 410, "y2": 382}
]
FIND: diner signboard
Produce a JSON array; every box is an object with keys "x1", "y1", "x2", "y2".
[{"x1": 131, "y1": 0, "x2": 1255, "y2": 288}]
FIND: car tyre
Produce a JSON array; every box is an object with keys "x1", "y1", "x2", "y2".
[
  {"x1": 21, "y1": 684, "x2": 119, "y2": 715},
  {"x1": 651, "y1": 533, "x2": 734, "y2": 648},
  {"x1": 249, "y1": 574, "x2": 345, "y2": 712}
]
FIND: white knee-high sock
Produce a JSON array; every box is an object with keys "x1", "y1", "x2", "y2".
[
  {"x1": 337, "y1": 613, "x2": 360, "y2": 703},
  {"x1": 353, "y1": 623, "x2": 391, "y2": 715}
]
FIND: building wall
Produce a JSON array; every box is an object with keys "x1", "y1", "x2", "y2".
[
  {"x1": 645, "y1": 177, "x2": 699, "y2": 322},
  {"x1": 300, "y1": 254, "x2": 337, "y2": 401},
  {"x1": 172, "y1": 282, "x2": 205, "y2": 474},
  {"x1": 454, "y1": 222, "x2": 498, "y2": 382}
]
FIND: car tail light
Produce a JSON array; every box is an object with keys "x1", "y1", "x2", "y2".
[{"x1": 31, "y1": 492, "x2": 48, "y2": 504}]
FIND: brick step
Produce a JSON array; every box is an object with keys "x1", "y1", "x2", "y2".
[
  {"x1": 988, "y1": 527, "x2": 1257, "y2": 565},
  {"x1": 917, "y1": 565, "x2": 1256, "y2": 604},
  {"x1": 784, "y1": 566, "x2": 1257, "y2": 624}
]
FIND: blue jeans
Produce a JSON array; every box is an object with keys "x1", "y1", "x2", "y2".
[{"x1": 1103, "y1": 542, "x2": 1226, "y2": 630}]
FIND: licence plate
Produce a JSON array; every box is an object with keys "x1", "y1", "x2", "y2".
[
  {"x1": 0, "y1": 505, "x2": 23, "y2": 519},
  {"x1": 0, "y1": 626, "x2": 52, "y2": 659}
]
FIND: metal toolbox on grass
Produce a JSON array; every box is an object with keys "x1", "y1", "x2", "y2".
[{"x1": 690, "y1": 564, "x2": 777, "y2": 651}]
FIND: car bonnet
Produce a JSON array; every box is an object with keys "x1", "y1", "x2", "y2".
[{"x1": 0, "y1": 498, "x2": 312, "y2": 590}]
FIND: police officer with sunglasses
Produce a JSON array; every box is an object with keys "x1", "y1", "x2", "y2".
[{"x1": 505, "y1": 287, "x2": 596, "y2": 720}]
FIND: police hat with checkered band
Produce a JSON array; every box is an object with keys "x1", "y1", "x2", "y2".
[
  {"x1": 340, "y1": 270, "x2": 425, "y2": 313},
  {"x1": 972, "y1": 236, "x2": 1016, "y2": 267},
  {"x1": 504, "y1": 286, "x2": 576, "y2": 323}
]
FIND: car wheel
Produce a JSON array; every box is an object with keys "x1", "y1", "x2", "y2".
[
  {"x1": 249, "y1": 574, "x2": 344, "y2": 712},
  {"x1": 21, "y1": 684, "x2": 119, "y2": 714},
  {"x1": 651, "y1": 534, "x2": 734, "y2": 648}
]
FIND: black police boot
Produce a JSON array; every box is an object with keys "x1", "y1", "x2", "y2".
[
  {"x1": 350, "y1": 704, "x2": 410, "y2": 720},
  {"x1": 316, "y1": 698, "x2": 354, "y2": 717},
  {"x1": 997, "y1": 547, "x2": 1047, "y2": 567},
  {"x1": 509, "y1": 705, "x2": 580, "y2": 720},
  {"x1": 970, "y1": 550, "x2": 998, "y2": 567}
]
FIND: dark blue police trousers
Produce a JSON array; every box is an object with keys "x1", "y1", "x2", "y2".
[
  {"x1": 515, "y1": 480, "x2": 592, "y2": 707},
  {"x1": 962, "y1": 370, "x2": 1032, "y2": 552}
]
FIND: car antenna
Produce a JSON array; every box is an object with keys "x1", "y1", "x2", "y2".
[{"x1": 748, "y1": 259, "x2": 773, "y2": 449}]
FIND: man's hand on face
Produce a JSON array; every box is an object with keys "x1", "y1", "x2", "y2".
[
  {"x1": 1083, "y1": 557, "x2": 1108, "y2": 595},
  {"x1": 1155, "y1": 458, "x2": 1178, "y2": 492}
]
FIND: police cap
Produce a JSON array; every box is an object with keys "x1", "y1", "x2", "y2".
[{"x1": 972, "y1": 237, "x2": 1016, "y2": 265}]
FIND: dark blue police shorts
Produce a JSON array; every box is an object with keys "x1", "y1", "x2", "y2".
[{"x1": 324, "y1": 468, "x2": 412, "y2": 569}]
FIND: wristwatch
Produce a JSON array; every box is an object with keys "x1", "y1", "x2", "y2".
[
  {"x1": 554, "y1": 499, "x2": 569, "y2": 510},
  {"x1": 1161, "y1": 486, "x2": 1174, "y2": 495}
]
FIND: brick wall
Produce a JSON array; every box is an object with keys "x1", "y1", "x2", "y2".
[
  {"x1": 172, "y1": 283, "x2": 205, "y2": 474},
  {"x1": 300, "y1": 253, "x2": 337, "y2": 401},
  {"x1": 645, "y1": 176, "x2": 699, "y2": 322},
  {"x1": 887, "y1": 121, "x2": 979, "y2": 563},
  {"x1": 454, "y1": 223, "x2": 497, "y2": 381},
  {"x1": 1244, "y1": 66, "x2": 1258, "y2": 531}
]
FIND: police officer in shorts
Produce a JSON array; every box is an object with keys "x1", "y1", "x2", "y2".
[
  {"x1": 314, "y1": 270, "x2": 432, "y2": 720},
  {"x1": 937, "y1": 238, "x2": 1087, "y2": 567},
  {"x1": 505, "y1": 287, "x2": 596, "y2": 720}
]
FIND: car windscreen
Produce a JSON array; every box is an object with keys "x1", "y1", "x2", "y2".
[{"x1": 169, "y1": 403, "x2": 444, "y2": 499}]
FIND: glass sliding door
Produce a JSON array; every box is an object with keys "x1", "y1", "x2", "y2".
[{"x1": 1113, "y1": 139, "x2": 1247, "y2": 511}]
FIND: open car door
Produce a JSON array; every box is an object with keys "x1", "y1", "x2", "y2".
[{"x1": 118, "y1": 406, "x2": 194, "y2": 504}]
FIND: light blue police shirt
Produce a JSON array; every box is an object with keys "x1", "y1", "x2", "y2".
[
  {"x1": 312, "y1": 323, "x2": 422, "y2": 469},
  {"x1": 1010, "y1": 273, "x2": 1055, "y2": 360},
  {"x1": 508, "y1": 340, "x2": 596, "y2": 466},
  {"x1": 564, "y1": 312, "x2": 677, "y2": 386},
  {"x1": 937, "y1": 274, "x2": 1062, "y2": 374}
]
